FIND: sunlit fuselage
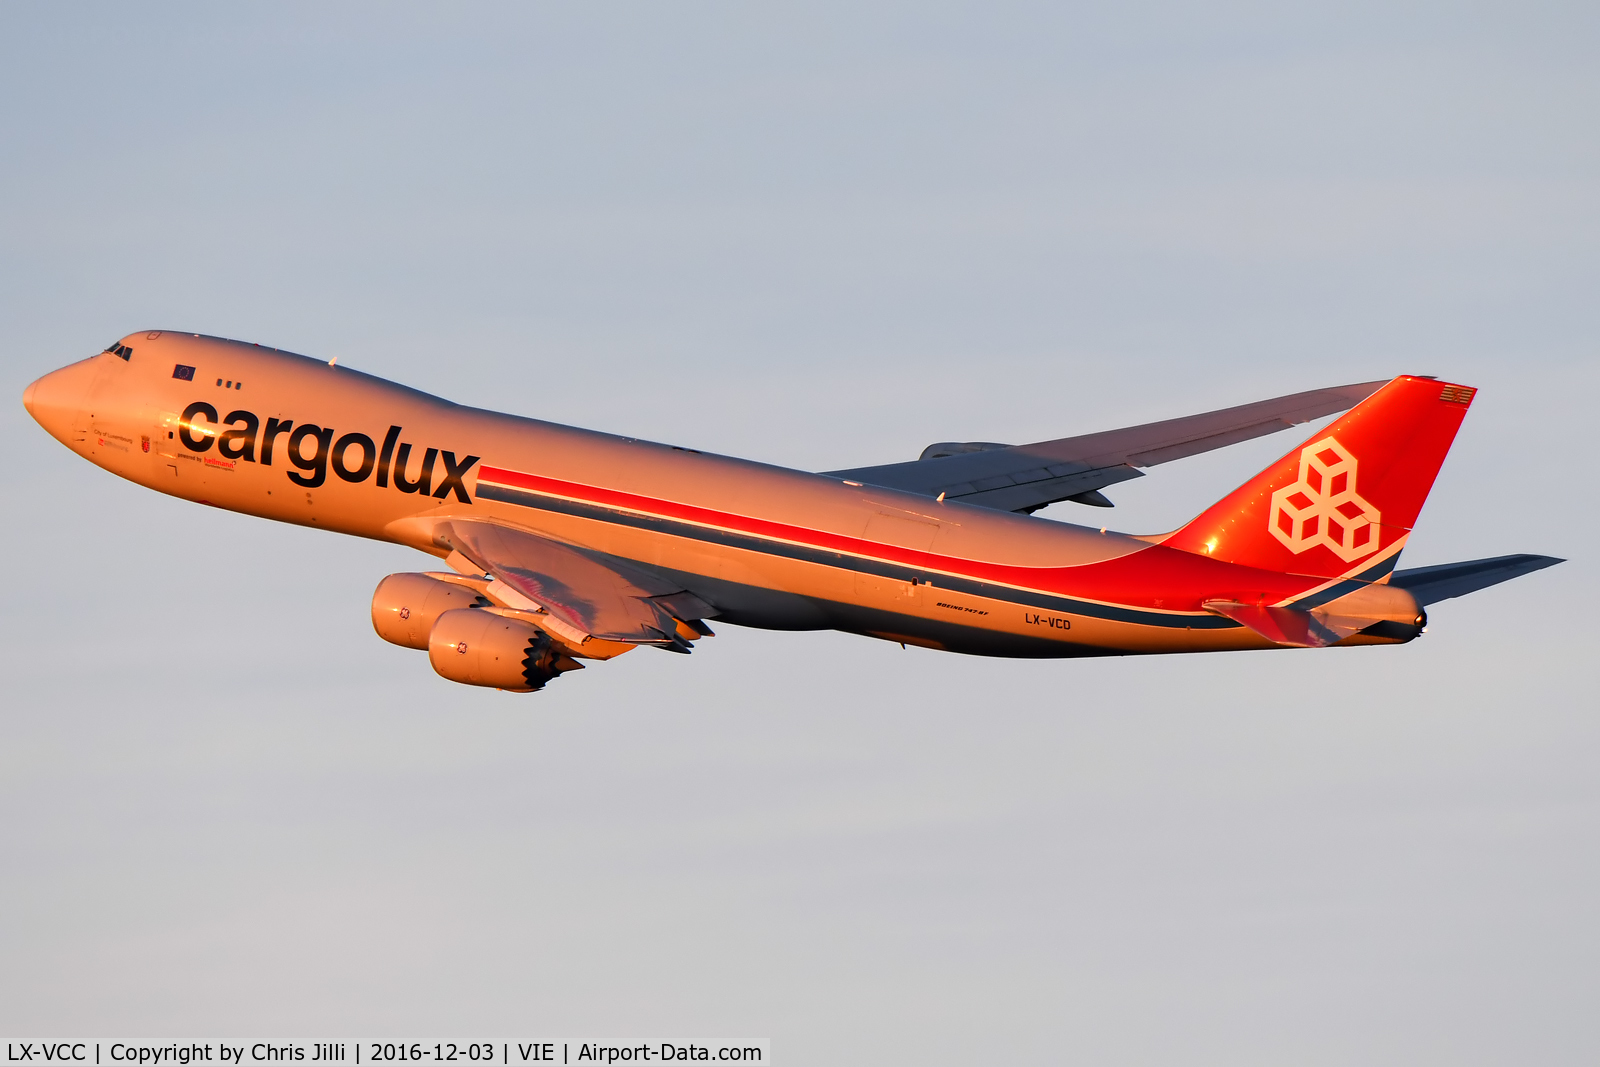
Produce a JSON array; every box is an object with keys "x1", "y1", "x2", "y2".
[{"x1": 25, "y1": 332, "x2": 1412, "y2": 658}]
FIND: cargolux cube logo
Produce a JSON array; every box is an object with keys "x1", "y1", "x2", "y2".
[{"x1": 1268, "y1": 436, "x2": 1382, "y2": 561}]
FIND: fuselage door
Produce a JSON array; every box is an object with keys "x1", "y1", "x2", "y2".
[{"x1": 855, "y1": 510, "x2": 941, "y2": 607}]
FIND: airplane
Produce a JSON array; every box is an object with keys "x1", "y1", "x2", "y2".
[{"x1": 23, "y1": 331, "x2": 1562, "y2": 693}]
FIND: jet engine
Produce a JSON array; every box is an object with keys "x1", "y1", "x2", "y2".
[
  {"x1": 427, "y1": 607, "x2": 579, "y2": 692},
  {"x1": 372, "y1": 572, "x2": 489, "y2": 650}
]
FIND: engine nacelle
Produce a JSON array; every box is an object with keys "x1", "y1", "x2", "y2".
[
  {"x1": 427, "y1": 608, "x2": 573, "y2": 692},
  {"x1": 372, "y1": 572, "x2": 488, "y2": 650}
]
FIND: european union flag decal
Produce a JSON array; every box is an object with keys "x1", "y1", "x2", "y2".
[{"x1": 172, "y1": 364, "x2": 195, "y2": 381}]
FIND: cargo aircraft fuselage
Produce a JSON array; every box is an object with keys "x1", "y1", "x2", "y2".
[{"x1": 24, "y1": 331, "x2": 1560, "y2": 692}]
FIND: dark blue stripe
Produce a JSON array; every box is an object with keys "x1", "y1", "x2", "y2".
[
  {"x1": 1287, "y1": 552, "x2": 1404, "y2": 609},
  {"x1": 476, "y1": 482, "x2": 1239, "y2": 631}
]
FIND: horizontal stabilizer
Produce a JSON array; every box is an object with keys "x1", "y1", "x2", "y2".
[
  {"x1": 1202, "y1": 599, "x2": 1369, "y2": 648},
  {"x1": 1390, "y1": 554, "x2": 1564, "y2": 606}
]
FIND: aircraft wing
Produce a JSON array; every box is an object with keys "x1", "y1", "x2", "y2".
[
  {"x1": 825, "y1": 379, "x2": 1388, "y2": 513},
  {"x1": 1390, "y1": 554, "x2": 1565, "y2": 606},
  {"x1": 442, "y1": 519, "x2": 716, "y2": 651}
]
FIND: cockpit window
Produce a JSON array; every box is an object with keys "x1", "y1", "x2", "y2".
[{"x1": 103, "y1": 342, "x2": 133, "y2": 361}]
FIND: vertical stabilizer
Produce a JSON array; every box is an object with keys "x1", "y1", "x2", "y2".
[{"x1": 1162, "y1": 375, "x2": 1475, "y2": 581}]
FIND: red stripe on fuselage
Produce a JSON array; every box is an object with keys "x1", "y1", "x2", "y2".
[{"x1": 477, "y1": 465, "x2": 1337, "y2": 613}]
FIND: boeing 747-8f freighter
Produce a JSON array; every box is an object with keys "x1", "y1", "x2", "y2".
[{"x1": 24, "y1": 332, "x2": 1562, "y2": 692}]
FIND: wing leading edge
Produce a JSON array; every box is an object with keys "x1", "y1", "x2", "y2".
[{"x1": 825, "y1": 379, "x2": 1388, "y2": 514}]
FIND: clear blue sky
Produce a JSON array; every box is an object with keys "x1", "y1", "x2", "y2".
[{"x1": 2, "y1": 4, "x2": 1595, "y2": 1063}]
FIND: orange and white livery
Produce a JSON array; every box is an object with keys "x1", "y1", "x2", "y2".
[{"x1": 24, "y1": 332, "x2": 1562, "y2": 692}]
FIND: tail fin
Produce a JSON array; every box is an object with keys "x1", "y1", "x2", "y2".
[{"x1": 1163, "y1": 375, "x2": 1475, "y2": 581}]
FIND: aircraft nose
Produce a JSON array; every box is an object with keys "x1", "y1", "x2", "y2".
[
  {"x1": 23, "y1": 360, "x2": 100, "y2": 442},
  {"x1": 23, "y1": 371, "x2": 55, "y2": 422}
]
